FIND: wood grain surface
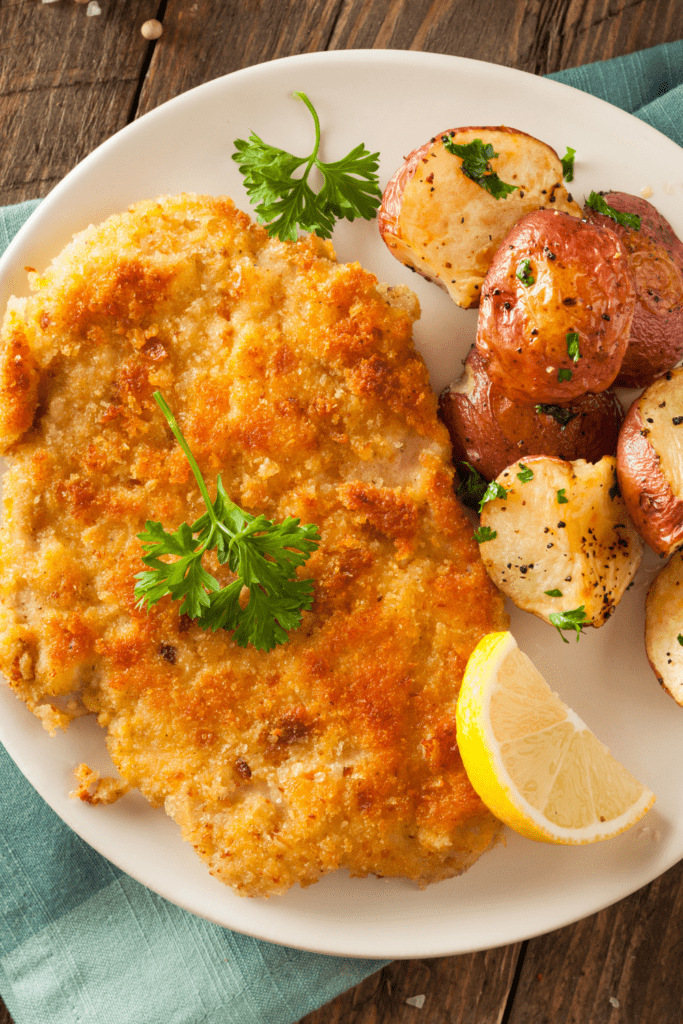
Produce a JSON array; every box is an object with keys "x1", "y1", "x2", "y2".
[{"x1": 0, "y1": 2, "x2": 682, "y2": 1024}]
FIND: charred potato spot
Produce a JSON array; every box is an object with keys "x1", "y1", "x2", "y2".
[
  {"x1": 617, "y1": 367, "x2": 683, "y2": 556},
  {"x1": 378, "y1": 127, "x2": 580, "y2": 309},
  {"x1": 479, "y1": 456, "x2": 642, "y2": 628},
  {"x1": 476, "y1": 210, "x2": 636, "y2": 404},
  {"x1": 645, "y1": 549, "x2": 683, "y2": 707},
  {"x1": 439, "y1": 347, "x2": 623, "y2": 480},
  {"x1": 584, "y1": 192, "x2": 683, "y2": 389}
]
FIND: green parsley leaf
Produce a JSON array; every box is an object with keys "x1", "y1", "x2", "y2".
[
  {"x1": 442, "y1": 136, "x2": 518, "y2": 200},
  {"x1": 557, "y1": 488, "x2": 569, "y2": 504},
  {"x1": 566, "y1": 331, "x2": 580, "y2": 363},
  {"x1": 561, "y1": 146, "x2": 576, "y2": 182},
  {"x1": 478, "y1": 481, "x2": 507, "y2": 513},
  {"x1": 516, "y1": 258, "x2": 535, "y2": 286},
  {"x1": 558, "y1": 367, "x2": 573, "y2": 383},
  {"x1": 544, "y1": 589, "x2": 563, "y2": 597},
  {"x1": 134, "y1": 392, "x2": 320, "y2": 652},
  {"x1": 456, "y1": 461, "x2": 488, "y2": 511},
  {"x1": 585, "y1": 191, "x2": 641, "y2": 230},
  {"x1": 232, "y1": 92, "x2": 381, "y2": 241},
  {"x1": 474, "y1": 525, "x2": 497, "y2": 543},
  {"x1": 517, "y1": 463, "x2": 533, "y2": 482},
  {"x1": 678, "y1": 634, "x2": 683, "y2": 646},
  {"x1": 535, "y1": 403, "x2": 579, "y2": 427},
  {"x1": 549, "y1": 605, "x2": 587, "y2": 643}
]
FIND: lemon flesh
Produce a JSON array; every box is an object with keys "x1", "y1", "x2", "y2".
[{"x1": 456, "y1": 632, "x2": 655, "y2": 844}]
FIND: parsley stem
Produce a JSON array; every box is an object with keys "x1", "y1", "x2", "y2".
[
  {"x1": 293, "y1": 91, "x2": 321, "y2": 174},
  {"x1": 152, "y1": 391, "x2": 232, "y2": 529}
]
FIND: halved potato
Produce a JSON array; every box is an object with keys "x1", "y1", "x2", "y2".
[
  {"x1": 617, "y1": 367, "x2": 683, "y2": 556},
  {"x1": 439, "y1": 346, "x2": 623, "y2": 480},
  {"x1": 378, "y1": 127, "x2": 581, "y2": 309},
  {"x1": 479, "y1": 456, "x2": 643, "y2": 629},
  {"x1": 476, "y1": 210, "x2": 636, "y2": 404},
  {"x1": 584, "y1": 192, "x2": 683, "y2": 388},
  {"x1": 645, "y1": 550, "x2": 683, "y2": 706}
]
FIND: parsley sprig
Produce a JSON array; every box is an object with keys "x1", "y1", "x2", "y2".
[
  {"x1": 561, "y1": 147, "x2": 576, "y2": 182},
  {"x1": 134, "y1": 392, "x2": 320, "y2": 652},
  {"x1": 585, "y1": 191, "x2": 641, "y2": 230},
  {"x1": 232, "y1": 92, "x2": 382, "y2": 241},
  {"x1": 442, "y1": 137, "x2": 518, "y2": 200},
  {"x1": 549, "y1": 606, "x2": 587, "y2": 643}
]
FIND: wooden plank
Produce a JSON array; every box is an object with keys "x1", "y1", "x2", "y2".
[
  {"x1": 0, "y1": 0, "x2": 160, "y2": 205},
  {"x1": 505, "y1": 859, "x2": 683, "y2": 1024},
  {"x1": 135, "y1": 0, "x2": 347, "y2": 117},
  {"x1": 297, "y1": 944, "x2": 523, "y2": 1024}
]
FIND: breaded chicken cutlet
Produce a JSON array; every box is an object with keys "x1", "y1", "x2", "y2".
[{"x1": 0, "y1": 194, "x2": 507, "y2": 897}]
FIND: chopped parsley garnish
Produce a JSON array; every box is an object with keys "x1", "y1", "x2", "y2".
[
  {"x1": 545, "y1": 589, "x2": 563, "y2": 597},
  {"x1": 478, "y1": 481, "x2": 507, "y2": 512},
  {"x1": 566, "y1": 331, "x2": 580, "y2": 363},
  {"x1": 678, "y1": 634, "x2": 683, "y2": 646},
  {"x1": 516, "y1": 258, "x2": 535, "y2": 286},
  {"x1": 455, "y1": 461, "x2": 488, "y2": 511},
  {"x1": 585, "y1": 191, "x2": 641, "y2": 231},
  {"x1": 517, "y1": 464, "x2": 533, "y2": 482},
  {"x1": 558, "y1": 367, "x2": 573, "y2": 383},
  {"x1": 134, "y1": 392, "x2": 320, "y2": 652},
  {"x1": 557, "y1": 489, "x2": 569, "y2": 504},
  {"x1": 549, "y1": 605, "x2": 587, "y2": 643},
  {"x1": 442, "y1": 137, "x2": 518, "y2": 200},
  {"x1": 232, "y1": 92, "x2": 381, "y2": 241},
  {"x1": 561, "y1": 147, "x2": 576, "y2": 182},
  {"x1": 474, "y1": 526, "x2": 497, "y2": 543},
  {"x1": 535, "y1": 404, "x2": 579, "y2": 427}
]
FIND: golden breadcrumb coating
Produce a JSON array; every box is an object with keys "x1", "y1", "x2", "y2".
[{"x1": 0, "y1": 194, "x2": 507, "y2": 896}]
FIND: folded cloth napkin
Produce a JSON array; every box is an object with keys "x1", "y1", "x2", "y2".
[{"x1": 1, "y1": 37, "x2": 683, "y2": 1024}]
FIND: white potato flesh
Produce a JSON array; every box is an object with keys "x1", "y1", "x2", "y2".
[
  {"x1": 641, "y1": 376, "x2": 683, "y2": 500},
  {"x1": 379, "y1": 127, "x2": 581, "y2": 309},
  {"x1": 479, "y1": 456, "x2": 643, "y2": 628},
  {"x1": 645, "y1": 550, "x2": 683, "y2": 706}
]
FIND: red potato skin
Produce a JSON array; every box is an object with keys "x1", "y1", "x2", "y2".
[
  {"x1": 476, "y1": 209, "x2": 636, "y2": 403},
  {"x1": 439, "y1": 347, "x2": 624, "y2": 480},
  {"x1": 584, "y1": 193, "x2": 683, "y2": 388},
  {"x1": 617, "y1": 379, "x2": 683, "y2": 556}
]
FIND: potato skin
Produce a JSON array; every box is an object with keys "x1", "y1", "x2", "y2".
[
  {"x1": 439, "y1": 347, "x2": 623, "y2": 480},
  {"x1": 379, "y1": 126, "x2": 580, "y2": 309},
  {"x1": 476, "y1": 209, "x2": 636, "y2": 403},
  {"x1": 617, "y1": 368, "x2": 683, "y2": 557},
  {"x1": 584, "y1": 192, "x2": 683, "y2": 388}
]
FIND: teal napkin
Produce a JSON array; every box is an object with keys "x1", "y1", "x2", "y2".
[{"x1": 1, "y1": 38, "x2": 683, "y2": 1024}]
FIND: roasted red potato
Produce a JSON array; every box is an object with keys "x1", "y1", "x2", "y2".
[
  {"x1": 475, "y1": 209, "x2": 636, "y2": 404},
  {"x1": 439, "y1": 347, "x2": 624, "y2": 480},
  {"x1": 378, "y1": 127, "x2": 580, "y2": 309},
  {"x1": 645, "y1": 549, "x2": 683, "y2": 707},
  {"x1": 478, "y1": 456, "x2": 642, "y2": 631},
  {"x1": 617, "y1": 367, "x2": 683, "y2": 556},
  {"x1": 584, "y1": 192, "x2": 683, "y2": 388}
]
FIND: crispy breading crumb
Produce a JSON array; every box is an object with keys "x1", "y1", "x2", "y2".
[{"x1": 70, "y1": 764, "x2": 130, "y2": 805}]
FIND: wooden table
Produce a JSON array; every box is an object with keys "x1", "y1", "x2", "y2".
[{"x1": 1, "y1": 2, "x2": 682, "y2": 1023}]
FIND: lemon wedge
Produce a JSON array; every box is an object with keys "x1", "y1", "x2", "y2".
[{"x1": 456, "y1": 632, "x2": 655, "y2": 843}]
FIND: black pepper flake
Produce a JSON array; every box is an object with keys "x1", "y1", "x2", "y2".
[
  {"x1": 461, "y1": 216, "x2": 465, "y2": 223},
  {"x1": 531, "y1": 328, "x2": 539, "y2": 336},
  {"x1": 504, "y1": 301, "x2": 511, "y2": 310},
  {"x1": 602, "y1": 313, "x2": 611, "y2": 321},
  {"x1": 159, "y1": 642, "x2": 177, "y2": 664},
  {"x1": 493, "y1": 288, "x2": 501, "y2": 295},
  {"x1": 519, "y1": 190, "x2": 525, "y2": 198},
  {"x1": 672, "y1": 415, "x2": 683, "y2": 425},
  {"x1": 235, "y1": 757, "x2": 252, "y2": 780},
  {"x1": 557, "y1": 521, "x2": 566, "y2": 528}
]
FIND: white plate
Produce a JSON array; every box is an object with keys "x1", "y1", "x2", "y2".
[{"x1": 1, "y1": 50, "x2": 683, "y2": 961}]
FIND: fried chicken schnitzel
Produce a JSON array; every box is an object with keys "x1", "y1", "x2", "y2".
[{"x1": 0, "y1": 194, "x2": 506, "y2": 896}]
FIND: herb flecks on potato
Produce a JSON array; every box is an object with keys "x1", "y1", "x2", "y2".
[
  {"x1": 378, "y1": 127, "x2": 580, "y2": 309},
  {"x1": 478, "y1": 456, "x2": 642, "y2": 631},
  {"x1": 584, "y1": 192, "x2": 683, "y2": 389},
  {"x1": 645, "y1": 550, "x2": 683, "y2": 707},
  {"x1": 617, "y1": 367, "x2": 683, "y2": 557},
  {"x1": 475, "y1": 209, "x2": 636, "y2": 404},
  {"x1": 439, "y1": 347, "x2": 623, "y2": 480}
]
